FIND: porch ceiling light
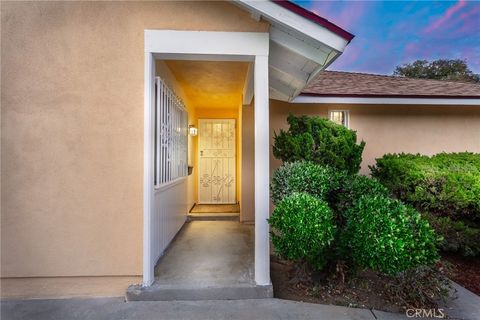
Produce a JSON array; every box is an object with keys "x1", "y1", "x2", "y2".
[{"x1": 189, "y1": 125, "x2": 198, "y2": 136}]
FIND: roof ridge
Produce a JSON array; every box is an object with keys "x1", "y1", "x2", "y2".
[{"x1": 324, "y1": 70, "x2": 480, "y2": 86}]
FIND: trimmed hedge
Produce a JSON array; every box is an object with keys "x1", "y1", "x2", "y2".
[
  {"x1": 270, "y1": 161, "x2": 343, "y2": 204},
  {"x1": 424, "y1": 213, "x2": 480, "y2": 257},
  {"x1": 370, "y1": 152, "x2": 480, "y2": 221},
  {"x1": 268, "y1": 193, "x2": 336, "y2": 270},
  {"x1": 343, "y1": 196, "x2": 439, "y2": 275},
  {"x1": 273, "y1": 114, "x2": 365, "y2": 174},
  {"x1": 336, "y1": 175, "x2": 390, "y2": 213}
]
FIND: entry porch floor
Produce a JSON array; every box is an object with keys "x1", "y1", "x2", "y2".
[{"x1": 126, "y1": 220, "x2": 272, "y2": 301}]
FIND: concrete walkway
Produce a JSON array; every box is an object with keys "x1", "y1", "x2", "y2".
[
  {"x1": 1, "y1": 298, "x2": 405, "y2": 320},
  {"x1": 126, "y1": 221, "x2": 272, "y2": 300},
  {"x1": 3, "y1": 282, "x2": 479, "y2": 319}
]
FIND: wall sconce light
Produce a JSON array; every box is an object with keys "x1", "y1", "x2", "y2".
[{"x1": 189, "y1": 125, "x2": 198, "y2": 136}]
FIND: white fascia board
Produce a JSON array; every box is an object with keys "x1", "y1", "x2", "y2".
[
  {"x1": 145, "y1": 30, "x2": 269, "y2": 57},
  {"x1": 236, "y1": 0, "x2": 349, "y2": 52},
  {"x1": 293, "y1": 95, "x2": 480, "y2": 106}
]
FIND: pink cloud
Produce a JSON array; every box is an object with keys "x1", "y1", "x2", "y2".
[{"x1": 424, "y1": 0, "x2": 466, "y2": 33}]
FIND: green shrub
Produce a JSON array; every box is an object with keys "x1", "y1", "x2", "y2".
[
  {"x1": 268, "y1": 193, "x2": 336, "y2": 270},
  {"x1": 270, "y1": 161, "x2": 345, "y2": 204},
  {"x1": 335, "y1": 175, "x2": 390, "y2": 213},
  {"x1": 370, "y1": 152, "x2": 480, "y2": 221},
  {"x1": 424, "y1": 213, "x2": 480, "y2": 257},
  {"x1": 343, "y1": 195, "x2": 439, "y2": 275},
  {"x1": 273, "y1": 114, "x2": 365, "y2": 174}
]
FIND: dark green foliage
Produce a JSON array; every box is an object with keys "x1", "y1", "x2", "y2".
[
  {"x1": 343, "y1": 196, "x2": 439, "y2": 275},
  {"x1": 268, "y1": 193, "x2": 336, "y2": 270},
  {"x1": 336, "y1": 175, "x2": 390, "y2": 213},
  {"x1": 370, "y1": 152, "x2": 480, "y2": 221},
  {"x1": 424, "y1": 213, "x2": 480, "y2": 257},
  {"x1": 393, "y1": 59, "x2": 480, "y2": 83},
  {"x1": 270, "y1": 161, "x2": 344, "y2": 204},
  {"x1": 273, "y1": 114, "x2": 365, "y2": 174}
]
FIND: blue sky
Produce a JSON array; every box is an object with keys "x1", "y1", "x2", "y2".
[{"x1": 293, "y1": 1, "x2": 480, "y2": 75}]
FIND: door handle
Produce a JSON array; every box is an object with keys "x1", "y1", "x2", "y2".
[{"x1": 200, "y1": 150, "x2": 204, "y2": 156}]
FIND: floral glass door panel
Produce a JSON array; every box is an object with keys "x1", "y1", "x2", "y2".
[{"x1": 198, "y1": 119, "x2": 236, "y2": 204}]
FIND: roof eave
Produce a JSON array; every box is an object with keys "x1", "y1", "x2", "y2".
[{"x1": 293, "y1": 94, "x2": 480, "y2": 105}]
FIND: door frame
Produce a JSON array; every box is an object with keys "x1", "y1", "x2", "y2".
[
  {"x1": 197, "y1": 118, "x2": 236, "y2": 205},
  {"x1": 144, "y1": 30, "x2": 270, "y2": 287}
]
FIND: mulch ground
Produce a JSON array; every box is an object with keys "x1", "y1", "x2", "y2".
[
  {"x1": 270, "y1": 255, "x2": 403, "y2": 313},
  {"x1": 441, "y1": 253, "x2": 480, "y2": 295},
  {"x1": 271, "y1": 253, "x2": 480, "y2": 314}
]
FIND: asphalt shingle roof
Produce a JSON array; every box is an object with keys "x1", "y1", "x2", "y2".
[{"x1": 302, "y1": 71, "x2": 480, "y2": 98}]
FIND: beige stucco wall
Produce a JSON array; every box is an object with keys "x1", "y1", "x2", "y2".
[
  {"x1": 269, "y1": 100, "x2": 480, "y2": 174},
  {"x1": 1, "y1": 1, "x2": 268, "y2": 298}
]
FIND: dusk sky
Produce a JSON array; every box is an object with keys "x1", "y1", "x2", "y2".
[{"x1": 293, "y1": 0, "x2": 480, "y2": 75}]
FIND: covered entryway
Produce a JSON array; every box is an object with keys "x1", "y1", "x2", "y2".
[{"x1": 136, "y1": 0, "x2": 353, "y2": 301}]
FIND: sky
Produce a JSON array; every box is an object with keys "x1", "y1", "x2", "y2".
[{"x1": 293, "y1": 0, "x2": 480, "y2": 75}]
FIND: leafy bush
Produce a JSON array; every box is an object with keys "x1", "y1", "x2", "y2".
[
  {"x1": 268, "y1": 193, "x2": 336, "y2": 270},
  {"x1": 273, "y1": 114, "x2": 365, "y2": 174},
  {"x1": 343, "y1": 195, "x2": 439, "y2": 275},
  {"x1": 335, "y1": 175, "x2": 390, "y2": 213},
  {"x1": 370, "y1": 152, "x2": 480, "y2": 221},
  {"x1": 270, "y1": 161, "x2": 344, "y2": 204},
  {"x1": 424, "y1": 213, "x2": 480, "y2": 257}
]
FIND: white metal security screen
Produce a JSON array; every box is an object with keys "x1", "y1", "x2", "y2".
[
  {"x1": 154, "y1": 77, "x2": 188, "y2": 187},
  {"x1": 198, "y1": 119, "x2": 236, "y2": 204},
  {"x1": 149, "y1": 76, "x2": 188, "y2": 272}
]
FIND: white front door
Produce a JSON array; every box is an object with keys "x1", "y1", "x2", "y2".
[{"x1": 198, "y1": 119, "x2": 236, "y2": 204}]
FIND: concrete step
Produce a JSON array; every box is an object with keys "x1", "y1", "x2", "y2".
[
  {"x1": 187, "y1": 213, "x2": 239, "y2": 221},
  {"x1": 126, "y1": 283, "x2": 273, "y2": 301}
]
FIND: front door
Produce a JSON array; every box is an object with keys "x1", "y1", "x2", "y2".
[{"x1": 198, "y1": 119, "x2": 236, "y2": 204}]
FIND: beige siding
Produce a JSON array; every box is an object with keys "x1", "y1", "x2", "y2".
[{"x1": 1, "y1": 1, "x2": 268, "y2": 298}]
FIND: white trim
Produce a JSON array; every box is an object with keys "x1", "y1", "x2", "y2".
[
  {"x1": 270, "y1": 27, "x2": 329, "y2": 65},
  {"x1": 236, "y1": 0, "x2": 349, "y2": 52},
  {"x1": 144, "y1": 30, "x2": 270, "y2": 287},
  {"x1": 145, "y1": 30, "x2": 269, "y2": 57},
  {"x1": 293, "y1": 95, "x2": 480, "y2": 105},
  {"x1": 254, "y1": 54, "x2": 271, "y2": 286},
  {"x1": 143, "y1": 52, "x2": 155, "y2": 287}
]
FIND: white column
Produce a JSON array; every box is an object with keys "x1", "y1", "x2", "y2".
[
  {"x1": 143, "y1": 52, "x2": 155, "y2": 286},
  {"x1": 254, "y1": 54, "x2": 270, "y2": 286}
]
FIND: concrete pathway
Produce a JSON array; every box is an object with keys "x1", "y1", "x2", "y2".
[
  {"x1": 3, "y1": 283, "x2": 479, "y2": 320},
  {"x1": 126, "y1": 221, "x2": 272, "y2": 300},
  {"x1": 2, "y1": 298, "x2": 403, "y2": 320}
]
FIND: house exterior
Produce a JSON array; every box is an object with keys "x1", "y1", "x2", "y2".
[{"x1": 1, "y1": 1, "x2": 479, "y2": 299}]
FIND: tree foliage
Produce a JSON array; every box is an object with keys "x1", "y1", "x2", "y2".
[{"x1": 393, "y1": 59, "x2": 480, "y2": 83}]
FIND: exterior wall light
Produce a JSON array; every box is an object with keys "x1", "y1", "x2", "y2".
[{"x1": 189, "y1": 125, "x2": 198, "y2": 136}]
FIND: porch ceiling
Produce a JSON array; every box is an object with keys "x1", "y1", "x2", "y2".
[
  {"x1": 165, "y1": 60, "x2": 248, "y2": 109},
  {"x1": 235, "y1": 0, "x2": 354, "y2": 102}
]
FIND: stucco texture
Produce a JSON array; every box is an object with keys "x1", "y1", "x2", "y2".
[
  {"x1": 0, "y1": 0, "x2": 268, "y2": 295},
  {"x1": 269, "y1": 100, "x2": 480, "y2": 175}
]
